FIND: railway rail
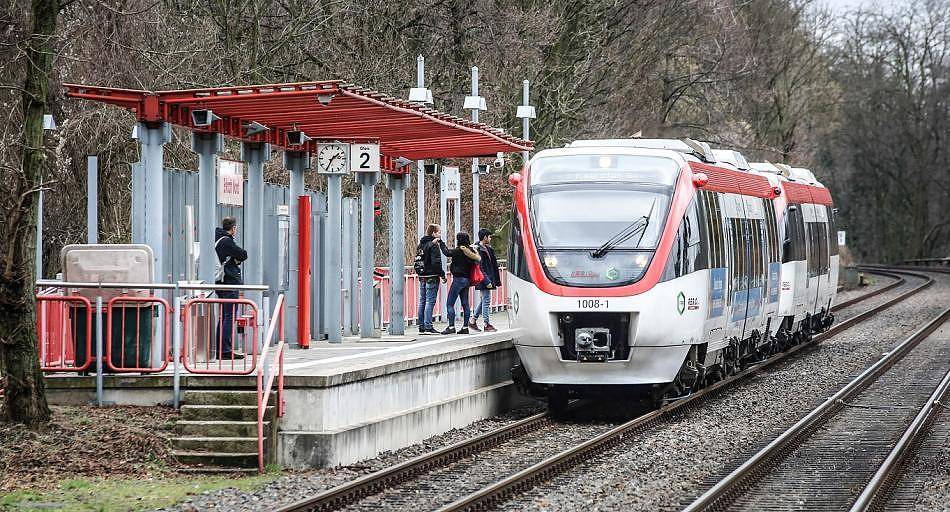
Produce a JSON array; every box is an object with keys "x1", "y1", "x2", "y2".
[
  {"x1": 276, "y1": 267, "x2": 934, "y2": 512},
  {"x1": 681, "y1": 307, "x2": 950, "y2": 512}
]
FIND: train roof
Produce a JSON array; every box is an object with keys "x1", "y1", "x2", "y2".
[
  {"x1": 567, "y1": 138, "x2": 717, "y2": 164},
  {"x1": 711, "y1": 149, "x2": 750, "y2": 170}
]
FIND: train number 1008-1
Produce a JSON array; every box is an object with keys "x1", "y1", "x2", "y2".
[{"x1": 577, "y1": 299, "x2": 609, "y2": 309}]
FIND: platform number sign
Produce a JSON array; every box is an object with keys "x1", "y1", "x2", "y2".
[{"x1": 351, "y1": 143, "x2": 380, "y2": 173}]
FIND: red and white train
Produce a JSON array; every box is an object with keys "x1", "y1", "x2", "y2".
[{"x1": 506, "y1": 139, "x2": 838, "y2": 410}]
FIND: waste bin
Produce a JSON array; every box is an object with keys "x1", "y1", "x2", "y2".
[
  {"x1": 60, "y1": 244, "x2": 157, "y2": 372},
  {"x1": 71, "y1": 303, "x2": 154, "y2": 372}
]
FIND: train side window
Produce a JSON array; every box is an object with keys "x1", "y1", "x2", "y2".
[
  {"x1": 696, "y1": 193, "x2": 712, "y2": 269},
  {"x1": 709, "y1": 192, "x2": 725, "y2": 268},
  {"x1": 508, "y1": 205, "x2": 532, "y2": 282},
  {"x1": 684, "y1": 198, "x2": 705, "y2": 272}
]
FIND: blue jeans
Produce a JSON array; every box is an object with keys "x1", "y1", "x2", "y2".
[
  {"x1": 216, "y1": 289, "x2": 239, "y2": 356},
  {"x1": 417, "y1": 278, "x2": 439, "y2": 330},
  {"x1": 472, "y1": 288, "x2": 491, "y2": 324},
  {"x1": 446, "y1": 276, "x2": 471, "y2": 327}
]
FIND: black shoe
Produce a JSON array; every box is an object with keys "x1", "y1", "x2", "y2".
[
  {"x1": 441, "y1": 326, "x2": 456, "y2": 335},
  {"x1": 419, "y1": 328, "x2": 431, "y2": 335},
  {"x1": 220, "y1": 352, "x2": 246, "y2": 360},
  {"x1": 457, "y1": 327, "x2": 470, "y2": 335}
]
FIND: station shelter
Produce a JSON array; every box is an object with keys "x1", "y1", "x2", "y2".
[{"x1": 62, "y1": 80, "x2": 532, "y2": 345}]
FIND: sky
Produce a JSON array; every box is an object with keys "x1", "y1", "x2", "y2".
[{"x1": 816, "y1": 0, "x2": 903, "y2": 13}]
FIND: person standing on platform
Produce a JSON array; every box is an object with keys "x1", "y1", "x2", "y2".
[
  {"x1": 438, "y1": 232, "x2": 480, "y2": 335},
  {"x1": 470, "y1": 228, "x2": 501, "y2": 332},
  {"x1": 415, "y1": 224, "x2": 446, "y2": 335},
  {"x1": 215, "y1": 216, "x2": 248, "y2": 360}
]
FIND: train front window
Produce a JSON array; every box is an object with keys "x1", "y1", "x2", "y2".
[{"x1": 530, "y1": 184, "x2": 672, "y2": 287}]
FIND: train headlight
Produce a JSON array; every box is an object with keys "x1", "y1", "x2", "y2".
[
  {"x1": 544, "y1": 255, "x2": 558, "y2": 268},
  {"x1": 634, "y1": 254, "x2": 649, "y2": 267},
  {"x1": 598, "y1": 156, "x2": 613, "y2": 168}
]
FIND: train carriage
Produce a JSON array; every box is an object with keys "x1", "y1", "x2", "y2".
[{"x1": 507, "y1": 139, "x2": 838, "y2": 410}]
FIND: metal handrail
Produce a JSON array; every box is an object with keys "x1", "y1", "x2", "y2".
[
  {"x1": 36, "y1": 279, "x2": 268, "y2": 291},
  {"x1": 256, "y1": 293, "x2": 286, "y2": 473}
]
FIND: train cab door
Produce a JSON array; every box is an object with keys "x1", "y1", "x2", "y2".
[{"x1": 802, "y1": 204, "x2": 821, "y2": 316}]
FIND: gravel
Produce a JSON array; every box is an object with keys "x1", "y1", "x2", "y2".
[
  {"x1": 499, "y1": 271, "x2": 950, "y2": 512},
  {"x1": 158, "y1": 404, "x2": 543, "y2": 511},
  {"x1": 833, "y1": 270, "x2": 899, "y2": 305}
]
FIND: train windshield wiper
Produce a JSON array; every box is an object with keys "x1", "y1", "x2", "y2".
[{"x1": 590, "y1": 200, "x2": 655, "y2": 259}]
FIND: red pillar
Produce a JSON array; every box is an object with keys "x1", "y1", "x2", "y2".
[{"x1": 298, "y1": 195, "x2": 311, "y2": 348}]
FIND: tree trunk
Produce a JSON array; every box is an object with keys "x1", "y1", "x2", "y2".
[{"x1": 0, "y1": 0, "x2": 59, "y2": 426}]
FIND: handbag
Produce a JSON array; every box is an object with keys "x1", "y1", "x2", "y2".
[{"x1": 470, "y1": 261, "x2": 485, "y2": 287}]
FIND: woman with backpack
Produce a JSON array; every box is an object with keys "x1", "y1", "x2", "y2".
[{"x1": 438, "y1": 231, "x2": 481, "y2": 334}]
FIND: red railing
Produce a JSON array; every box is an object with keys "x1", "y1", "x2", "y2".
[
  {"x1": 181, "y1": 297, "x2": 259, "y2": 375},
  {"x1": 374, "y1": 266, "x2": 510, "y2": 327},
  {"x1": 105, "y1": 296, "x2": 171, "y2": 373},
  {"x1": 36, "y1": 294, "x2": 93, "y2": 372},
  {"x1": 256, "y1": 294, "x2": 286, "y2": 472}
]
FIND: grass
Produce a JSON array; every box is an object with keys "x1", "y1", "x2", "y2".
[{"x1": 0, "y1": 472, "x2": 279, "y2": 512}]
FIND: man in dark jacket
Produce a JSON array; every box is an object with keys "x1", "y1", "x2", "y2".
[
  {"x1": 215, "y1": 217, "x2": 248, "y2": 359},
  {"x1": 416, "y1": 224, "x2": 446, "y2": 334},
  {"x1": 470, "y1": 228, "x2": 501, "y2": 332}
]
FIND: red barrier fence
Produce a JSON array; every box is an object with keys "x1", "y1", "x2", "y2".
[
  {"x1": 105, "y1": 296, "x2": 171, "y2": 373},
  {"x1": 182, "y1": 297, "x2": 259, "y2": 375},
  {"x1": 36, "y1": 294, "x2": 93, "y2": 372},
  {"x1": 374, "y1": 266, "x2": 509, "y2": 327}
]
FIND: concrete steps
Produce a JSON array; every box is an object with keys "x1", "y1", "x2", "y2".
[{"x1": 172, "y1": 389, "x2": 277, "y2": 471}]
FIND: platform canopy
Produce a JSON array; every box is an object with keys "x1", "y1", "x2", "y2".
[{"x1": 64, "y1": 80, "x2": 533, "y2": 166}]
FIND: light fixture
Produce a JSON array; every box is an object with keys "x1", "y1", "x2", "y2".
[
  {"x1": 286, "y1": 129, "x2": 311, "y2": 146},
  {"x1": 191, "y1": 109, "x2": 221, "y2": 127},
  {"x1": 43, "y1": 114, "x2": 57, "y2": 131},
  {"x1": 463, "y1": 95, "x2": 487, "y2": 111},
  {"x1": 692, "y1": 172, "x2": 709, "y2": 188},
  {"x1": 544, "y1": 255, "x2": 558, "y2": 268},
  {"x1": 516, "y1": 105, "x2": 536, "y2": 119},
  {"x1": 243, "y1": 121, "x2": 268, "y2": 136},
  {"x1": 317, "y1": 93, "x2": 334, "y2": 106},
  {"x1": 409, "y1": 87, "x2": 433, "y2": 104},
  {"x1": 394, "y1": 157, "x2": 412, "y2": 169},
  {"x1": 423, "y1": 163, "x2": 438, "y2": 175}
]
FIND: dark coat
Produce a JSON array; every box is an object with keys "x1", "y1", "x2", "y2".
[
  {"x1": 416, "y1": 235, "x2": 445, "y2": 278},
  {"x1": 474, "y1": 242, "x2": 501, "y2": 290},
  {"x1": 215, "y1": 227, "x2": 248, "y2": 284},
  {"x1": 439, "y1": 241, "x2": 481, "y2": 278}
]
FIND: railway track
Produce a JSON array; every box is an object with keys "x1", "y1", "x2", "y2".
[
  {"x1": 276, "y1": 267, "x2": 933, "y2": 512},
  {"x1": 680, "y1": 307, "x2": 950, "y2": 512}
]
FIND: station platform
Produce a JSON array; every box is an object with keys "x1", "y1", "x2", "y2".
[{"x1": 44, "y1": 316, "x2": 532, "y2": 468}]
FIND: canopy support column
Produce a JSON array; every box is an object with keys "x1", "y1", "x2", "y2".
[
  {"x1": 141, "y1": 122, "x2": 170, "y2": 282},
  {"x1": 241, "y1": 141, "x2": 269, "y2": 307},
  {"x1": 285, "y1": 150, "x2": 309, "y2": 346},
  {"x1": 325, "y1": 173, "x2": 343, "y2": 343},
  {"x1": 387, "y1": 174, "x2": 408, "y2": 335},
  {"x1": 358, "y1": 171, "x2": 380, "y2": 338},
  {"x1": 193, "y1": 132, "x2": 222, "y2": 284}
]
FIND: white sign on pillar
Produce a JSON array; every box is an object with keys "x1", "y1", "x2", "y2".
[
  {"x1": 838, "y1": 230, "x2": 846, "y2": 246},
  {"x1": 218, "y1": 159, "x2": 244, "y2": 206},
  {"x1": 351, "y1": 143, "x2": 380, "y2": 173},
  {"x1": 443, "y1": 166, "x2": 460, "y2": 200}
]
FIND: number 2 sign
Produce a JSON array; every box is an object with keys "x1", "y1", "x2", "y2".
[{"x1": 351, "y1": 143, "x2": 380, "y2": 173}]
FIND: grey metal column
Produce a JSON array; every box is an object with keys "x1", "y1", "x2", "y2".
[
  {"x1": 241, "y1": 142, "x2": 269, "y2": 307},
  {"x1": 358, "y1": 171, "x2": 380, "y2": 338},
  {"x1": 192, "y1": 132, "x2": 222, "y2": 284},
  {"x1": 144, "y1": 123, "x2": 171, "y2": 282},
  {"x1": 285, "y1": 150, "x2": 309, "y2": 344},
  {"x1": 387, "y1": 174, "x2": 408, "y2": 335},
  {"x1": 342, "y1": 198, "x2": 354, "y2": 334},
  {"x1": 87, "y1": 156, "x2": 98, "y2": 244},
  {"x1": 347, "y1": 197, "x2": 360, "y2": 334},
  {"x1": 325, "y1": 173, "x2": 343, "y2": 342}
]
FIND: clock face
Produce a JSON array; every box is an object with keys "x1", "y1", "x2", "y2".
[{"x1": 317, "y1": 144, "x2": 349, "y2": 174}]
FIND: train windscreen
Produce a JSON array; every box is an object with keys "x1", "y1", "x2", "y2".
[{"x1": 530, "y1": 182, "x2": 673, "y2": 287}]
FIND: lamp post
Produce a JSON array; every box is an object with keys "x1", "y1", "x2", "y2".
[
  {"x1": 464, "y1": 67, "x2": 487, "y2": 236},
  {"x1": 409, "y1": 55, "x2": 433, "y2": 240},
  {"x1": 516, "y1": 80, "x2": 536, "y2": 166},
  {"x1": 35, "y1": 114, "x2": 56, "y2": 279}
]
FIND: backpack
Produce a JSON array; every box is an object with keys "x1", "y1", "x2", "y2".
[
  {"x1": 213, "y1": 237, "x2": 232, "y2": 283},
  {"x1": 413, "y1": 241, "x2": 431, "y2": 275}
]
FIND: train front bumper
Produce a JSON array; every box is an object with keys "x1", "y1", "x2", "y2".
[{"x1": 515, "y1": 344, "x2": 690, "y2": 385}]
